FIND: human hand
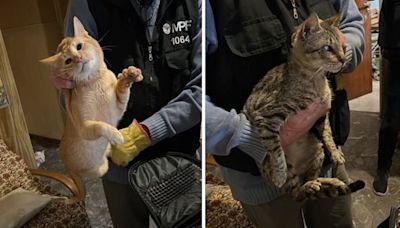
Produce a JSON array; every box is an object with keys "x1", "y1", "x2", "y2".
[
  {"x1": 50, "y1": 68, "x2": 75, "y2": 89},
  {"x1": 108, "y1": 120, "x2": 152, "y2": 167},
  {"x1": 280, "y1": 99, "x2": 330, "y2": 147},
  {"x1": 337, "y1": 29, "x2": 347, "y2": 53}
]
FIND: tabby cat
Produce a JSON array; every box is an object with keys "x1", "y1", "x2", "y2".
[
  {"x1": 40, "y1": 17, "x2": 143, "y2": 180},
  {"x1": 243, "y1": 14, "x2": 364, "y2": 201}
]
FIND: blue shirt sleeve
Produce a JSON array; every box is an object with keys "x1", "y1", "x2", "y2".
[
  {"x1": 205, "y1": 98, "x2": 267, "y2": 163},
  {"x1": 332, "y1": 0, "x2": 365, "y2": 73},
  {"x1": 206, "y1": 0, "x2": 218, "y2": 54}
]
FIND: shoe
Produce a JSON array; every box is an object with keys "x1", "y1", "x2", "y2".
[
  {"x1": 373, "y1": 169, "x2": 389, "y2": 196},
  {"x1": 389, "y1": 207, "x2": 400, "y2": 228}
]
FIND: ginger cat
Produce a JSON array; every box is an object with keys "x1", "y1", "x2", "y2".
[{"x1": 41, "y1": 17, "x2": 143, "y2": 179}]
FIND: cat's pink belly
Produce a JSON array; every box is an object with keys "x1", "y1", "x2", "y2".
[{"x1": 284, "y1": 133, "x2": 322, "y2": 174}]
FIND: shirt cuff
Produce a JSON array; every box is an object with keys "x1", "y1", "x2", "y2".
[
  {"x1": 235, "y1": 116, "x2": 267, "y2": 164},
  {"x1": 141, "y1": 113, "x2": 168, "y2": 145}
]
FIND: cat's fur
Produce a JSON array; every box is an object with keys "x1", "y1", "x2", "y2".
[
  {"x1": 243, "y1": 14, "x2": 364, "y2": 201},
  {"x1": 41, "y1": 17, "x2": 143, "y2": 180}
]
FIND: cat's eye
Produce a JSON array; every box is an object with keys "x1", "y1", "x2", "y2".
[
  {"x1": 77, "y1": 43, "x2": 82, "y2": 50},
  {"x1": 65, "y1": 58, "x2": 72, "y2": 65},
  {"x1": 322, "y1": 45, "x2": 332, "y2": 52}
]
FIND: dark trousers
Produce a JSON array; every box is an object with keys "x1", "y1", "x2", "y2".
[
  {"x1": 241, "y1": 165, "x2": 353, "y2": 228},
  {"x1": 377, "y1": 57, "x2": 400, "y2": 171},
  {"x1": 102, "y1": 179, "x2": 149, "y2": 228}
]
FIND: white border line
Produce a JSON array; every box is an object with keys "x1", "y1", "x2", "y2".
[{"x1": 201, "y1": 0, "x2": 206, "y2": 226}]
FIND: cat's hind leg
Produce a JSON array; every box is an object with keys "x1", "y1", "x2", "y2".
[
  {"x1": 316, "y1": 116, "x2": 345, "y2": 164},
  {"x1": 291, "y1": 140, "x2": 325, "y2": 201},
  {"x1": 95, "y1": 158, "x2": 109, "y2": 177},
  {"x1": 78, "y1": 158, "x2": 109, "y2": 178},
  {"x1": 316, "y1": 84, "x2": 345, "y2": 164}
]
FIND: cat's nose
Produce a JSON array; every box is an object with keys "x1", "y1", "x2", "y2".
[{"x1": 74, "y1": 56, "x2": 83, "y2": 63}]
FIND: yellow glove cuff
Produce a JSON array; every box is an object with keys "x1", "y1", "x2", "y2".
[{"x1": 110, "y1": 120, "x2": 151, "y2": 167}]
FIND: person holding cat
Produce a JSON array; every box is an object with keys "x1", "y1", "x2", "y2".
[
  {"x1": 51, "y1": 0, "x2": 202, "y2": 227},
  {"x1": 206, "y1": 0, "x2": 364, "y2": 227},
  {"x1": 372, "y1": 0, "x2": 400, "y2": 196}
]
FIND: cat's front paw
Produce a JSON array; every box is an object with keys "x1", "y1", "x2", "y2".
[
  {"x1": 118, "y1": 66, "x2": 143, "y2": 84},
  {"x1": 303, "y1": 180, "x2": 322, "y2": 193},
  {"x1": 108, "y1": 129, "x2": 124, "y2": 145},
  {"x1": 331, "y1": 149, "x2": 345, "y2": 164}
]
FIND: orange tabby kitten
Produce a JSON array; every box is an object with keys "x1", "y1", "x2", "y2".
[{"x1": 40, "y1": 17, "x2": 143, "y2": 179}]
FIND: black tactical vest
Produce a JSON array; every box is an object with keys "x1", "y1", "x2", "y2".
[
  {"x1": 87, "y1": 0, "x2": 200, "y2": 158},
  {"x1": 207, "y1": 0, "x2": 339, "y2": 173}
]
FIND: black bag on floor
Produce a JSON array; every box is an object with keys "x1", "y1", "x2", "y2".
[{"x1": 128, "y1": 152, "x2": 201, "y2": 228}]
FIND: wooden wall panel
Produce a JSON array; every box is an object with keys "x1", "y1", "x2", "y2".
[
  {"x1": 53, "y1": 0, "x2": 69, "y2": 31},
  {"x1": 0, "y1": 1, "x2": 66, "y2": 139},
  {"x1": 0, "y1": 30, "x2": 36, "y2": 168},
  {"x1": 2, "y1": 23, "x2": 65, "y2": 139},
  {"x1": 0, "y1": 0, "x2": 56, "y2": 29}
]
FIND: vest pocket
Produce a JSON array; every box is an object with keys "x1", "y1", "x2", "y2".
[
  {"x1": 224, "y1": 16, "x2": 286, "y2": 58},
  {"x1": 306, "y1": 0, "x2": 337, "y2": 19},
  {"x1": 164, "y1": 48, "x2": 190, "y2": 70}
]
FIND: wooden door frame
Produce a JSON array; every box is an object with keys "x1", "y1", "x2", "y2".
[{"x1": 0, "y1": 29, "x2": 36, "y2": 168}]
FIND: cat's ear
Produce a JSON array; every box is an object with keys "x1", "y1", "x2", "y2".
[
  {"x1": 39, "y1": 53, "x2": 60, "y2": 64},
  {"x1": 301, "y1": 13, "x2": 321, "y2": 39},
  {"x1": 323, "y1": 14, "x2": 341, "y2": 27},
  {"x1": 73, "y1": 16, "x2": 88, "y2": 37}
]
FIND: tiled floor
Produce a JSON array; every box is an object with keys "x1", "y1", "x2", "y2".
[
  {"x1": 344, "y1": 111, "x2": 400, "y2": 228},
  {"x1": 349, "y1": 80, "x2": 380, "y2": 113},
  {"x1": 346, "y1": 77, "x2": 399, "y2": 228}
]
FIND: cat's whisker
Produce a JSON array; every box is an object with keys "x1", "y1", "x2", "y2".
[
  {"x1": 101, "y1": 46, "x2": 115, "y2": 52},
  {"x1": 101, "y1": 45, "x2": 115, "y2": 48},
  {"x1": 102, "y1": 48, "x2": 113, "y2": 52},
  {"x1": 97, "y1": 30, "x2": 111, "y2": 43},
  {"x1": 104, "y1": 57, "x2": 111, "y2": 67}
]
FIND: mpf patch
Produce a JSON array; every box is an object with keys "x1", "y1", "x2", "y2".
[{"x1": 163, "y1": 20, "x2": 192, "y2": 46}]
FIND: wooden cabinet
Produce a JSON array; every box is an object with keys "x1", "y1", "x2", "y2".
[
  {"x1": 0, "y1": 30, "x2": 36, "y2": 168},
  {"x1": 343, "y1": 0, "x2": 373, "y2": 100},
  {"x1": 0, "y1": 0, "x2": 68, "y2": 139}
]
